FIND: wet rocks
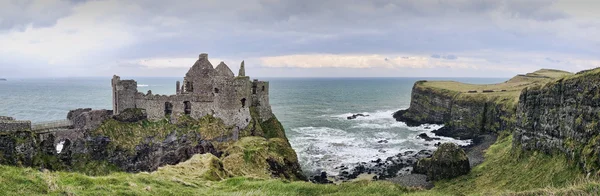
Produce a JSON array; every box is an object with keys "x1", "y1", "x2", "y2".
[
  {"x1": 310, "y1": 171, "x2": 333, "y2": 184},
  {"x1": 333, "y1": 149, "x2": 434, "y2": 182},
  {"x1": 377, "y1": 139, "x2": 388, "y2": 144},
  {"x1": 347, "y1": 113, "x2": 369, "y2": 120},
  {"x1": 413, "y1": 143, "x2": 470, "y2": 181},
  {"x1": 417, "y1": 133, "x2": 441, "y2": 141}
]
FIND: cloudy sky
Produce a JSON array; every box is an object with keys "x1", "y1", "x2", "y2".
[{"x1": 1, "y1": 0, "x2": 599, "y2": 78}]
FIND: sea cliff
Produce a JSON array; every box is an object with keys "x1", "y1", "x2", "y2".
[
  {"x1": 514, "y1": 68, "x2": 600, "y2": 173},
  {"x1": 394, "y1": 69, "x2": 572, "y2": 140}
]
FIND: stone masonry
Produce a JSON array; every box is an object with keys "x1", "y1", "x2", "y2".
[{"x1": 112, "y1": 53, "x2": 273, "y2": 133}]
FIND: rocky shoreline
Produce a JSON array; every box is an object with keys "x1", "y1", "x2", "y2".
[{"x1": 308, "y1": 128, "x2": 496, "y2": 189}]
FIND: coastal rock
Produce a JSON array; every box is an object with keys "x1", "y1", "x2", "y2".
[
  {"x1": 417, "y1": 133, "x2": 440, "y2": 141},
  {"x1": 347, "y1": 113, "x2": 369, "y2": 120},
  {"x1": 414, "y1": 143, "x2": 470, "y2": 181}
]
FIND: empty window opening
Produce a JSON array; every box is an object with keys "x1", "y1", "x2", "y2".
[
  {"x1": 252, "y1": 84, "x2": 257, "y2": 94},
  {"x1": 164, "y1": 102, "x2": 173, "y2": 115},
  {"x1": 184, "y1": 101, "x2": 192, "y2": 115},
  {"x1": 262, "y1": 86, "x2": 265, "y2": 92},
  {"x1": 185, "y1": 82, "x2": 194, "y2": 92},
  {"x1": 214, "y1": 88, "x2": 219, "y2": 93},
  {"x1": 241, "y1": 98, "x2": 247, "y2": 108}
]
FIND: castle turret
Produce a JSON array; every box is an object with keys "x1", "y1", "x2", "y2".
[
  {"x1": 112, "y1": 75, "x2": 138, "y2": 115},
  {"x1": 238, "y1": 61, "x2": 246, "y2": 76}
]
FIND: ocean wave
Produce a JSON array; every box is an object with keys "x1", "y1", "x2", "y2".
[{"x1": 137, "y1": 84, "x2": 149, "y2": 87}]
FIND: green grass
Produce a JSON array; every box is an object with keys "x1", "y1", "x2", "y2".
[
  {"x1": 0, "y1": 164, "x2": 422, "y2": 196},
  {"x1": 420, "y1": 69, "x2": 572, "y2": 105},
  {"x1": 434, "y1": 133, "x2": 585, "y2": 195}
]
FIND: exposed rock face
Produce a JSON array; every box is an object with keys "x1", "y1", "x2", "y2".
[
  {"x1": 394, "y1": 81, "x2": 514, "y2": 139},
  {"x1": 414, "y1": 143, "x2": 470, "y2": 181},
  {"x1": 112, "y1": 108, "x2": 147, "y2": 123},
  {"x1": 514, "y1": 69, "x2": 600, "y2": 172}
]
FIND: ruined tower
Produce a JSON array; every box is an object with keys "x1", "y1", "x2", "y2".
[{"x1": 238, "y1": 61, "x2": 245, "y2": 77}]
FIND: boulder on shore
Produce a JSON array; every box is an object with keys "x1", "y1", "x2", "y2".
[{"x1": 413, "y1": 143, "x2": 470, "y2": 181}]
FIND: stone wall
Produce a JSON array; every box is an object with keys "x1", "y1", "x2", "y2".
[
  {"x1": 0, "y1": 117, "x2": 31, "y2": 132},
  {"x1": 111, "y1": 53, "x2": 271, "y2": 132},
  {"x1": 514, "y1": 69, "x2": 600, "y2": 172}
]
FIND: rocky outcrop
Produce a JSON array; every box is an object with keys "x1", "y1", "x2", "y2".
[
  {"x1": 394, "y1": 81, "x2": 515, "y2": 139},
  {"x1": 413, "y1": 143, "x2": 470, "y2": 181},
  {"x1": 0, "y1": 108, "x2": 306, "y2": 181},
  {"x1": 514, "y1": 69, "x2": 600, "y2": 172},
  {"x1": 112, "y1": 108, "x2": 147, "y2": 123}
]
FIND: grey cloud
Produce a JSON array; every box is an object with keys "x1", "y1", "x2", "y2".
[
  {"x1": 0, "y1": 0, "x2": 598, "y2": 78},
  {"x1": 0, "y1": 0, "x2": 75, "y2": 30},
  {"x1": 443, "y1": 55, "x2": 457, "y2": 60},
  {"x1": 546, "y1": 57, "x2": 561, "y2": 63}
]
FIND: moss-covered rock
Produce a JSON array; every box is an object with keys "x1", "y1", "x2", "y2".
[
  {"x1": 414, "y1": 143, "x2": 470, "y2": 181},
  {"x1": 113, "y1": 108, "x2": 148, "y2": 122},
  {"x1": 153, "y1": 153, "x2": 230, "y2": 181},
  {"x1": 221, "y1": 137, "x2": 306, "y2": 181}
]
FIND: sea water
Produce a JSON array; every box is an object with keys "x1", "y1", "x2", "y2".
[{"x1": 0, "y1": 77, "x2": 506, "y2": 174}]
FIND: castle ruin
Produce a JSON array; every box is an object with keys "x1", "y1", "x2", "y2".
[{"x1": 111, "y1": 53, "x2": 273, "y2": 132}]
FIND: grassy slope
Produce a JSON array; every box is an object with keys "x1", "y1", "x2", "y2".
[
  {"x1": 0, "y1": 164, "x2": 422, "y2": 196},
  {"x1": 432, "y1": 133, "x2": 585, "y2": 195},
  {"x1": 1, "y1": 132, "x2": 595, "y2": 196}
]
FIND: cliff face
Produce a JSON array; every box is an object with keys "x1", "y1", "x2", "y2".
[
  {"x1": 395, "y1": 69, "x2": 572, "y2": 140},
  {"x1": 394, "y1": 81, "x2": 515, "y2": 139},
  {"x1": 0, "y1": 107, "x2": 306, "y2": 181},
  {"x1": 514, "y1": 69, "x2": 600, "y2": 172}
]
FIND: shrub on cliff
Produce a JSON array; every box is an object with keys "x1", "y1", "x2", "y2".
[{"x1": 414, "y1": 143, "x2": 470, "y2": 181}]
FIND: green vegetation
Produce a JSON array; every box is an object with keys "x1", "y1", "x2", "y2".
[
  {"x1": 240, "y1": 107, "x2": 288, "y2": 140},
  {"x1": 93, "y1": 115, "x2": 231, "y2": 153},
  {"x1": 0, "y1": 162, "x2": 420, "y2": 196},
  {"x1": 221, "y1": 137, "x2": 304, "y2": 180},
  {"x1": 434, "y1": 133, "x2": 586, "y2": 195},
  {"x1": 420, "y1": 69, "x2": 573, "y2": 105}
]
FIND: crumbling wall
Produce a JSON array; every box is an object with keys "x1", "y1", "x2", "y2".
[{"x1": 0, "y1": 117, "x2": 31, "y2": 132}]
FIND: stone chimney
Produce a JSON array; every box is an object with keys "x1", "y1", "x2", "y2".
[
  {"x1": 239, "y1": 61, "x2": 246, "y2": 77},
  {"x1": 199, "y1": 53, "x2": 208, "y2": 60}
]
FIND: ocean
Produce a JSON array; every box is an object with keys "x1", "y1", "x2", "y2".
[{"x1": 0, "y1": 77, "x2": 506, "y2": 175}]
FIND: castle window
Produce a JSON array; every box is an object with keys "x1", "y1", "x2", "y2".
[
  {"x1": 252, "y1": 83, "x2": 257, "y2": 94},
  {"x1": 185, "y1": 82, "x2": 194, "y2": 92},
  {"x1": 241, "y1": 98, "x2": 246, "y2": 108},
  {"x1": 214, "y1": 88, "x2": 219, "y2": 93},
  {"x1": 262, "y1": 86, "x2": 265, "y2": 92},
  {"x1": 164, "y1": 102, "x2": 173, "y2": 116},
  {"x1": 184, "y1": 101, "x2": 192, "y2": 115}
]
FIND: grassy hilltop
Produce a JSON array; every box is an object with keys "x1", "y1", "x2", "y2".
[{"x1": 421, "y1": 69, "x2": 572, "y2": 105}]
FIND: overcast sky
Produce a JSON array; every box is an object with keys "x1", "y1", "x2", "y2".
[{"x1": 1, "y1": 0, "x2": 599, "y2": 78}]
